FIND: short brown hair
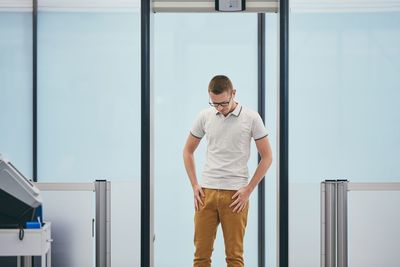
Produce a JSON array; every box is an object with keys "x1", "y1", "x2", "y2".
[{"x1": 208, "y1": 75, "x2": 233, "y2": 94}]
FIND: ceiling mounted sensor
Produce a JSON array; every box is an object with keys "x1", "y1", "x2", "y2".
[{"x1": 215, "y1": 0, "x2": 245, "y2": 11}]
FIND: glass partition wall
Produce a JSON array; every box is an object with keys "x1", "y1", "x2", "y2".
[
  {"x1": 37, "y1": 9, "x2": 141, "y2": 182},
  {"x1": 0, "y1": 7, "x2": 32, "y2": 177},
  {"x1": 0, "y1": 6, "x2": 33, "y2": 267},
  {"x1": 289, "y1": 10, "x2": 400, "y2": 266},
  {"x1": 36, "y1": 2, "x2": 141, "y2": 266}
]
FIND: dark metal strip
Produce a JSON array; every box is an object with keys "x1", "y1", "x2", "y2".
[
  {"x1": 32, "y1": 0, "x2": 37, "y2": 182},
  {"x1": 141, "y1": 0, "x2": 151, "y2": 266},
  {"x1": 279, "y1": 0, "x2": 289, "y2": 265},
  {"x1": 257, "y1": 12, "x2": 266, "y2": 267}
]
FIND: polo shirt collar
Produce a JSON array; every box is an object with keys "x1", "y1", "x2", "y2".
[
  {"x1": 231, "y1": 103, "x2": 242, "y2": 117},
  {"x1": 215, "y1": 102, "x2": 242, "y2": 117}
]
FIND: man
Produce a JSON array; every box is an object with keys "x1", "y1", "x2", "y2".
[{"x1": 183, "y1": 75, "x2": 273, "y2": 267}]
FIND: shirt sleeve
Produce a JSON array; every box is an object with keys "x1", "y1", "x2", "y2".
[
  {"x1": 190, "y1": 111, "x2": 205, "y2": 139},
  {"x1": 252, "y1": 113, "x2": 268, "y2": 140}
]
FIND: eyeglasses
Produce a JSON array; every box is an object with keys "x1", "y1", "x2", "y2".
[{"x1": 209, "y1": 96, "x2": 232, "y2": 108}]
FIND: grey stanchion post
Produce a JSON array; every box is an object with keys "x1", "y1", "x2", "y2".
[
  {"x1": 95, "y1": 180, "x2": 111, "y2": 267},
  {"x1": 321, "y1": 180, "x2": 349, "y2": 267},
  {"x1": 321, "y1": 182, "x2": 326, "y2": 267},
  {"x1": 321, "y1": 180, "x2": 337, "y2": 267},
  {"x1": 337, "y1": 181, "x2": 348, "y2": 267}
]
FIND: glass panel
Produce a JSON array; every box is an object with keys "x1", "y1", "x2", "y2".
[
  {"x1": 36, "y1": 4, "x2": 141, "y2": 266},
  {"x1": 289, "y1": 12, "x2": 400, "y2": 266},
  {"x1": 265, "y1": 13, "x2": 278, "y2": 267},
  {"x1": 37, "y1": 10, "x2": 140, "y2": 182},
  {"x1": 0, "y1": 11, "x2": 32, "y2": 177},
  {"x1": 154, "y1": 13, "x2": 258, "y2": 267}
]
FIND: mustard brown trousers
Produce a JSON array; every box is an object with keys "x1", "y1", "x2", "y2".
[{"x1": 194, "y1": 188, "x2": 249, "y2": 267}]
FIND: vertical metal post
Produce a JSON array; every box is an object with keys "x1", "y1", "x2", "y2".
[
  {"x1": 106, "y1": 181, "x2": 111, "y2": 267},
  {"x1": 141, "y1": 0, "x2": 152, "y2": 266},
  {"x1": 257, "y1": 12, "x2": 266, "y2": 267},
  {"x1": 322, "y1": 180, "x2": 348, "y2": 267},
  {"x1": 23, "y1": 256, "x2": 32, "y2": 267},
  {"x1": 322, "y1": 181, "x2": 336, "y2": 267},
  {"x1": 32, "y1": 0, "x2": 38, "y2": 183},
  {"x1": 95, "y1": 180, "x2": 111, "y2": 267},
  {"x1": 279, "y1": 0, "x2": 290, "y2": 264},
  {"x1": 32, "y1": 2, "x2": 38, "y2": 265},
  {"x1": 321, "y1": 183, "x2": 326, "y2": 267},
  {"x1": 337, "y1": 181, "x2": 348, "y2": 267}
]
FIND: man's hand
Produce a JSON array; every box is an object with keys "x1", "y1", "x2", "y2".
[
  {"x1": 193, "y1": 184, "x2": 205, "y2": 211},
  {"x1": 230, "y1": 186, "x2": 252, "y2": 213}
]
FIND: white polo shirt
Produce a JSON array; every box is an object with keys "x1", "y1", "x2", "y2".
[{"x1": 190, "y1": 103, "x2": 268, "y2": 190}]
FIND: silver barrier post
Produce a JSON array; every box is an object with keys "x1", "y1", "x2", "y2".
[
  {"x1": 321, "y1": 182, "x2": 326, "y2": 267},
  {"x1": 337, "y1": 180, "x2": 348, "y2": 267},
  {"x1": 322, "y1": 180, "x2": 337, "y2": 267},
  {"x1": 95, "y1": 180, "x2": 111, "y2": 267}
]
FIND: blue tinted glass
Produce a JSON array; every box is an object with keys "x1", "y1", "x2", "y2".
[
  {"x1": 37, "y1": 10, "x2": 141, "y2": 266},
  {"x1": 290, "y1": 11, "x2": 400, "y2": 266},
  {"x1": 0, "y1": 12, "x2": 32, "y2": 177},
  {"x1": 37, "y1": 12, "x2": 140, "y2": 182}
]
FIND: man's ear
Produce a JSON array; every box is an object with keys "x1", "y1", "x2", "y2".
[{"x1": 232, "y1": 89, "x2": 237, "y2": 97}]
